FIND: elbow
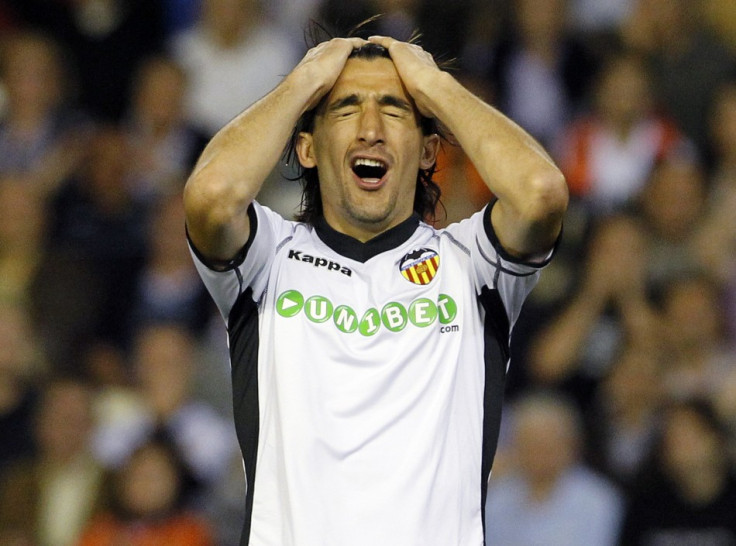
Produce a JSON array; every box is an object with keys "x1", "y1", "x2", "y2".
[
  {"x1": 184, "y1": 171, "x2": 247, "y2": 231},
  {"x1": 183, "y1": 171, "x2": 251, "y2": 255},
  {"x1": 524, "y1": 168, "x2": 569, "y2": 226}
]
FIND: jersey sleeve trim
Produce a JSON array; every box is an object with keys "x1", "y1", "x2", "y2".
[
  {"x1": 186, "y1": 204, "x2": 259, "y2": 272},
  {"x1": 483, "y1": 199, "x2": 561, "y2": 269}
]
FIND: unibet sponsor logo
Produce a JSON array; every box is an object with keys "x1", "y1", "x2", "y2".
[{"x1": 276, "y1": 290, "x2": 458, "y2": 336}]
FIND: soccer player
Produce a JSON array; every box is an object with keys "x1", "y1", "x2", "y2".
[{"x1": 183, "y1": 35, "x2": 567, "y2": 546}]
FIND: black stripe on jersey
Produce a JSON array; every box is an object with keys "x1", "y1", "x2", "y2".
[
  {"x1": 314, "y1": 213, "x2": 420, "y2": 262},
  {"x1": 186, "y1": 204, "x2": 259, "y2": 272},
  {"x1": 228, "y1": 287, "x2": 260, "y2": 546},
  {"x1": 478, "y1": 286, "x2": 511, "y2": 543},
  {"x1": 482, "y1": 200, "x2": 558, "y2": 270},
  {"x1": 476, "y1": 236, "x2": 540, "y2": 279}
]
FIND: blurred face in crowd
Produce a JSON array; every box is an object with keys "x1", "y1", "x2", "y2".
[
  {"x1": 662, "y1": 276, "x2": 723, "y2": 352},
  {"x1": 133, "y1": 58, "x2": 188, "y2": 132},
  {"x1": 2, "y1": 32, "x2": 63, "y2": 117},
  {"x1": 203, "y1": 0, "x2": 260, "y2": 42},
  {"x1": 119, "y1": 443, "x2": 182, "y2": 517},
  {"x1": 604, "y1": 344, "x2": 662, "y2": 417},
  {"x1": 0, "y1": 302, "x2": 36, "y2": 379},
  {"x1": 516, "y1": 0, "x2": 567, "y2": 45},
  {"x1": 640, "y1": 157, "x2": 706, "y2": 241},
  {"x1": 513, "y1": 398, "x2": 578, "y2": 488},
  {"x1": 661, "y1": 406, "x2": 725, "y2": 483},
  {"x1": 36, "y1": 381, "x2": 93, "y2": 463},
  {"x1": 0, "y1": 181, "x2": 45, "y2": 251},
  {"x1": 596, "y1": 55, "x2": 652, "y2": 130},
  {"x1": 135, "y1": 325, "x2": 195, "y2": 416}
]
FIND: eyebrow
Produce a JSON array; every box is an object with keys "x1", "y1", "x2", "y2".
[{"x1": 326, "y1": 93, "x2": 413, "y2": 113}]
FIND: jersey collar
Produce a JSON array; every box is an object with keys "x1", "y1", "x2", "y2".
[{"x1": 314, "y1": 214, "x2": 420, "y2": 263}]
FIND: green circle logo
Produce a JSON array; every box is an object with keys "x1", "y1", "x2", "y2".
[
  {"x1": 437, "y1": 294, "x2": 457, "y2": 324},
  {"x1": 333, "y1": 305, "x2": 358, "y2": 333},
  {"x1": 381, "y1": 302, "x2": 408, "y2": 332},
  {"x1": 276, "y1": 290, "x2": 304, "y2": 318},
  {"x1": 305, "y1": 296, "x2": 333, "y2": 323},
  {"x1": 409, "y1": 298, "x2": 438, "y2": 327},
  {"x1": 359, "y1": 308, "x2": 381, "y2": 336}
]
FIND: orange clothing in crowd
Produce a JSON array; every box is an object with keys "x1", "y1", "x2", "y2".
[
  {"x1": 77, "y1": 513, "x2": 214, "y2": 546},
  {"x1": 559, "y1": 116, "x2": 684, "y2": 199}
]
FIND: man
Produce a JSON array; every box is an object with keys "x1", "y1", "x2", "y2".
[
  {"x1": 184, "y1": 35, "x2": 567, "y2": 546},
  {"x1": 485, "y1": 392, "x2": 623, "y2": 546}
]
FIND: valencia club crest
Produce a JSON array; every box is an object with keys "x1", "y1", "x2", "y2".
[{"x1": 399, "y1": 248, "x2": 440, "y2": 285}]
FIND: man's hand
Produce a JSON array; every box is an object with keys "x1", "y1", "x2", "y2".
[
  {"x1": 367, "y1": 35, "x2": 441, "y2": 118},
  {"x1": 293, "y1": 37, "x2": 367, "y2": 112}
]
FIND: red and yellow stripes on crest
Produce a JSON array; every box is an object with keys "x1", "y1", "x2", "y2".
[{"x1": 401, "y1": 255, "x2": 440, "y2": 285}]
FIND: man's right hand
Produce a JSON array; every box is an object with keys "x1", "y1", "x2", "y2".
[{"x1": 292, "y1": 37, "x2": 366, "y2": 113}]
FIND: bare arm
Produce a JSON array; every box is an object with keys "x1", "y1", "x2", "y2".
[
  {"x1": 369, "y1": 36, "x2": 568, "y2": 259},
  {"x1": 183, "y1": 38, "x2": 365, "y2": 263}
]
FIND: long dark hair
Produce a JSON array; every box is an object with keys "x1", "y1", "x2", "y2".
[{"x1": 283, "y1": 22, "x2": 448, "y2": 225}]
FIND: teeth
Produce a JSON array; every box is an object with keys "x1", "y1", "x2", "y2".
[{"x1": 354, "y1": 158, "x2": 386, "y2": 169}]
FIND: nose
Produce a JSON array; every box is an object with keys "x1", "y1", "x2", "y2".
[{"x1": 357, "y1": 102, "x2": 385, "y2": 146}]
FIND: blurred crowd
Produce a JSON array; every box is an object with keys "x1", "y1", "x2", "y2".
[{"x1": 0, "y1": 0, "x2": 735, "y2": 545}]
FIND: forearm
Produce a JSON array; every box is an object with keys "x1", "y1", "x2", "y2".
[
  {"x1": 184, "y1": 71, "x2": 320, "y2": 260},
  {"x1": 528, "y1": 290, "x2": 608, "y2": 383},
  {"x1": 418, "y1": 72, "x2": 568, "y2": 256}
]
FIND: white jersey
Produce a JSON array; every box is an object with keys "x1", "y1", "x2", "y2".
[{"x1": 190, "y1": 201, "x2": 551, "y2": 546}]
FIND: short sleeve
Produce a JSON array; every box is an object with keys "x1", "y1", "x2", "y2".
[
  {"x1": 188, "y1": 201, "x2": 293, "y2": 322},
  {"x1": 443, "y1": 201, "x2": 557, "y2": 328}
]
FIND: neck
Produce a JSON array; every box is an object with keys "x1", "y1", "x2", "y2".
[{"x1": 322, "y1": 212, "x2": 411, "y2": 243}]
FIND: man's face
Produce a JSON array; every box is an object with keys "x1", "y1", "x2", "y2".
[{"x1": 297, "y1": 56, "x2": 439, "y2": 240}]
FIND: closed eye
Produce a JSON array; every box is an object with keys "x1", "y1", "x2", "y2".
[
  {"x1": 382, "y1": 108, "x2": 406, "y2": 119},
  {"x1": 333, "y1": 108, "x2": 358, "y2": 119}
]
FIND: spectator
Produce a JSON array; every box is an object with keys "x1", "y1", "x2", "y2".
[
  {"x1": 485, "y1": 391, "x2": 624, "y2": 546},
  {"x1": 619, "y1": 398, "x2": 736, "y2": 545},
  {"x1": 170, "y1": 0, "x2": 299, "y2": 136},
  {"x1": 657, "y1": 273, "x2": 733, "y2": 403},
  {"x1": 487, "y1": 0, "x2": 599, "y2": 147},
  {"x1": 93, "y1": 323, "x2": 237, "y2": 490},
  {"x1": 556, "y1": 49, "x2": 687, "y2": 216},
  {"x1": 32, "y1": 125, "x2": 149, "y2": 368},
  {"x1": 4, "y1": 0, "x2": 166, "y2": 122},
  {"x1": 636, "y1": 152, "x2": 708, "y2": 290},
  {"x1": 587, "y1": 340, "x2": 664, "y2": 489},
  {"x1": 527, "y1": 213, "x2": 658, "y2": 405},
  {"x1": 0, "y1": 377, "x2": 106, "y2": 546},
  {"x1": 123, "y1": 55, "x2": 209, "y2": 204},
  {"x1": 621, "y1": 0, "x2": 735, "y2": 152},
  {"x1": 78, "y1": 437, "x2": 214, "y2": 546},
  {"x1": 0, "y1": 29, "x2": 90, "y2": 195},
  {"x1": 130, "y1": 193, "x2": 213, "y2": 336}
]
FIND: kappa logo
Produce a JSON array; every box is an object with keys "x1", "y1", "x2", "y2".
[
  {"x1": 399, "y1": 248, "x2": 439, "y2": 285},
  {"x1": 288, "y1": 249, "x2": 352, "y2": 276}
]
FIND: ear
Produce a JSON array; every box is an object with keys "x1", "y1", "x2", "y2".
[
  {"x1": 296, "y1": 132, "x2": 317, "y2": 169},
  {"x1": 419, "y1": 134, "x2": 440, "y2": 170}
]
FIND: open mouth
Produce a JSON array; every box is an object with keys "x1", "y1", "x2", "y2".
[{"x1": 352, "y1": 157, "x2": 388, "y2": 184}]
